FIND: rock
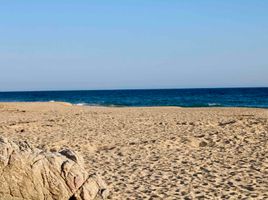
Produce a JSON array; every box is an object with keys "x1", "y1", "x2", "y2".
[{"x1": 0, "y1": 137, "x2": 108, "y2": 200}]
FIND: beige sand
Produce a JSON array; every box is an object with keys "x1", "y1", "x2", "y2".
[{"x1": 0, "y1": 102, "x2": 268, "y2": 199}]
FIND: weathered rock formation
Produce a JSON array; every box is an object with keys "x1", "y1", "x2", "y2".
[{"x1": 0, "y1": 137, "x2": 108, "y2": 200}]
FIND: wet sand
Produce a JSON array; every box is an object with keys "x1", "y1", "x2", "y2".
[{"x1": 0, "y1": 102, "x2": 268, "y2": 199}]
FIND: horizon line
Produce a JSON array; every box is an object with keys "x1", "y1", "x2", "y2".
[{"x1": 0, "y1": 86, "x2": 268, "y2": 93}]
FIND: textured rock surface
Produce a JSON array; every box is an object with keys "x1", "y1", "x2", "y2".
[{"x1": 0, "y1": 137, "x2": 108, "y2": 200}]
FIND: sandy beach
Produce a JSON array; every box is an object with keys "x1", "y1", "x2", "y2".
[{"x1": 0, "y1": 102, "x2": 268, "y2": 199}]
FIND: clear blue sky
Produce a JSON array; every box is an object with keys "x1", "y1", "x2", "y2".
[{"x1": 0, "y1": 0, "x2": 267, "y2": 91}]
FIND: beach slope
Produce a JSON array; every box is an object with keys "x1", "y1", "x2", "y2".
[{"x1": 0, "y1": 102, "x2": 267, "y2": 199}]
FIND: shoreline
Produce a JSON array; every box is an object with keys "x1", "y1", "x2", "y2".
[{"x1": 0, "y1": 101, "x2": 268, "y2": 110}]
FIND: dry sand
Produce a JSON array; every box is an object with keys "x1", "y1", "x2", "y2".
[{"x1": 0, "y1": 102, "x2": 268, "y2": 199}]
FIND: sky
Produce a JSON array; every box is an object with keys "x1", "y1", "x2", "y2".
[{"x1": 0, "y1": 0, "x2": 267, "y2": 91}]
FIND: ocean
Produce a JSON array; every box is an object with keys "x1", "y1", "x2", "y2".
[{"x1": 0, "y1": 88, "x2": 268, "y2": 108}]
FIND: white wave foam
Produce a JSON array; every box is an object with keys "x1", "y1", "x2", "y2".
[
  {"x1": 208, "y1": 103, "x2": 221, "y2": 106},
  {"x1": 76, "y1": 103, "x2": 86, "y2": 106}
]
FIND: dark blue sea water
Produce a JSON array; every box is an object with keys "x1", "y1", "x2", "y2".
[{"x1": 0, "y1": 88, "x2": 268, "y2": 108}]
